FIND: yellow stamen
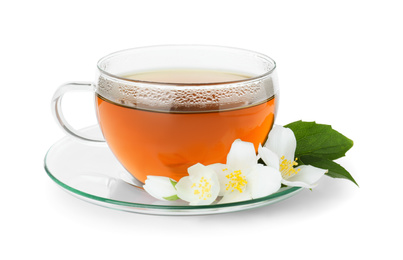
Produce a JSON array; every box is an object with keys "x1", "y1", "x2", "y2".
[
  {"x1": 225, "y1": 170, "x2": 248, "y2": 193},
  {"x1": 280, "y1": 155, "x2": 301, "y2": 179},
  {"x1": 191, "y1": 177, "x2": 213, "y2": 200}
]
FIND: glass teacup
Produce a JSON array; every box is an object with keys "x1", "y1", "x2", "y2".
[{"x1": 52, "y1": 45, "x2": 278, "y2": 183}]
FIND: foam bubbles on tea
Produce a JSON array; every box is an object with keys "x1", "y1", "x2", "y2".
[{"x1": 97, "y1": 69, "x2": 275, "y2": 112}]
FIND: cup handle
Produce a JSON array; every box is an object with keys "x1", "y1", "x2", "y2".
[{"x1": 51, "y1": 82, "x2": 105, "y2": 143}]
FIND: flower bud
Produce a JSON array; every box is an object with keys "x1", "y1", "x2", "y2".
[{"x1": 143, "y1": 176, "x2": 178, "y2": 201}]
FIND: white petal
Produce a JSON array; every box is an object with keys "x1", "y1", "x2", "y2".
[
  {"x1": 188, "y1": 163, "x2": 212, "y2": 177},
  {"x1": 208, "y1": 163, "x2": 230, "y2": 196},
  {"x1": 175, "y1": 176, "x2": 195, "y2": 202},
  {"x1": 247, "y1": 164, "x2": 282, "y2": 199},
  {"x1": 226, "y1": 139, "x2": 257, "y2": 174},
  {"x1": 258, "y1": 145, "x2": 280, "y2": 170},
  {"x1": 282, "y1": 165, "x2": 327, "y2": 188},
  {"x1": 265, "y1": 125, "x2": 296, "y2": 161},
  {"x1": 218, "y1": 189, "x2": 252, "y2": 204},
  {"x1": 143, "y1": 176, "x2": 177, "y2": 201}
]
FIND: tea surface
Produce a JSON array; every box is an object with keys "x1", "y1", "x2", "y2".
[{"x1": 122, "y1": 69, "x2": 251, "y2": 83}]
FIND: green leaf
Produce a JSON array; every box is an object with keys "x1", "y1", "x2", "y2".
[
  {"x1": 298, "y1": 156, "x2": 358, "y2": 186},
  {"x1": 285, "y1": 121, "x2": 353, "y2": 160},
  {"x1": 170, "y1": 179, "x2": 178, "y2": 190},
  {"x1": 163, "y1": 194, "x2": 180, "y2": 201}
]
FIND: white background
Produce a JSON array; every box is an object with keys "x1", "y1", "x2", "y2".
[{"x1": 1, "y1": 0, "x2": 402, "y2": 259}]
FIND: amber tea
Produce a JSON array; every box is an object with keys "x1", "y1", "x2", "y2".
[{"x1": 96, "y1": 70, "x2": 276, "y2": 182}]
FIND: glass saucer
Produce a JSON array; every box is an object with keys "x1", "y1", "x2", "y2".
[{"x1": 44, "y1": 125, "x2": 302, "y2": 215}]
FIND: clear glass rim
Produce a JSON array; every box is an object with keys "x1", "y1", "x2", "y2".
[
  {"x1": 96, "y1": 44, "x2": 277, "y2": 87},
  {"x1": 44, "y1": 146, "x2": 300, "y2": 210}
]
